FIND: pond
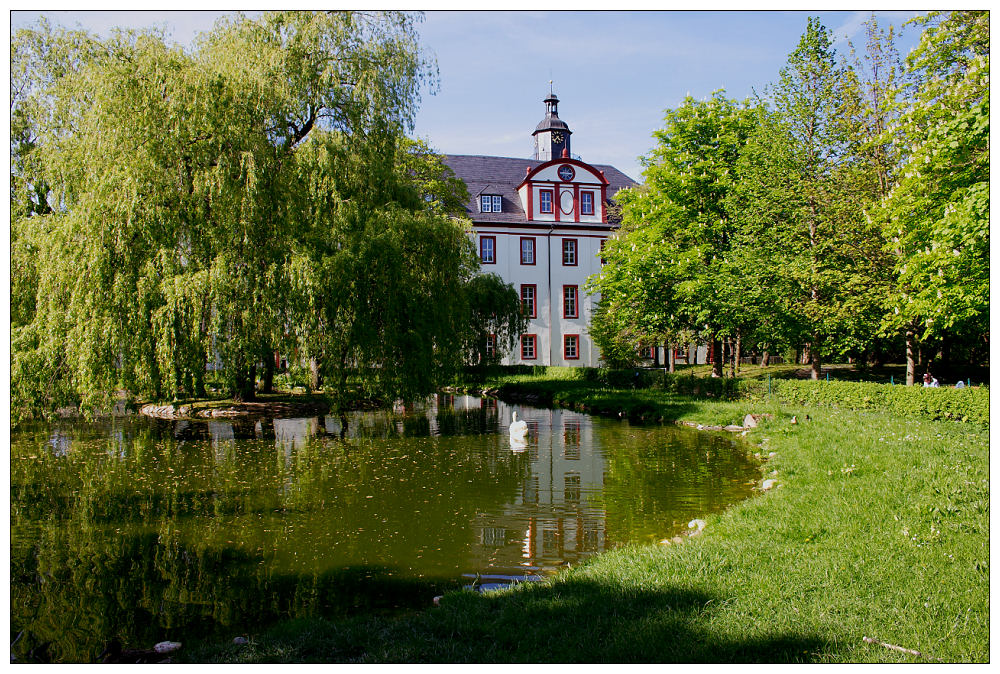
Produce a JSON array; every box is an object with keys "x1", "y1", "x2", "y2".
[{"x1": 10, "y1": 395, "x2": 760, "y2": 663}]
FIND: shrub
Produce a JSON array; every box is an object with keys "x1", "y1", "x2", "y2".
[{"x1": 741, "y1": 379, "x2": 988, "y2": 426}]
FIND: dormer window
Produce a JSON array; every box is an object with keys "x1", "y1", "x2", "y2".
[
  {"x1": 539, "y1": 189, "x2": 554, "y2": 214},
  {"x1": 580, "y1": 191, "x2": 594, "y2": 215},
  {"x1": 480, "y1": 195, "x2": 502, "y2": 213}
]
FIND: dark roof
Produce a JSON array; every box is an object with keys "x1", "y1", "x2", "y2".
[
  {"x1": 441, "y1": 154, "x2": 638, "y2": 225},
  {"x1": 534, "y1": 117, "x2": 570, "y2": 133}
]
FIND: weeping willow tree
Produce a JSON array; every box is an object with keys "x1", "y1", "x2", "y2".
[{"x1": 11, "y1": 11, "x2": 515, "y2": 421}]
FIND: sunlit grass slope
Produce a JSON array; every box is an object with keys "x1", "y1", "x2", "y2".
[{"x1": 182, "y1": 376, "x2": 988, "y2": 663}]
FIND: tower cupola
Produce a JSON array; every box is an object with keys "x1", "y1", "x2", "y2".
[{"x1": 532, "y1": 86, "x2": 571, "y2": 161}]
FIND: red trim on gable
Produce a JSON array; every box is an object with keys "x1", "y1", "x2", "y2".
[
  {"x1": 601, "y1": 184, "x2": 608, "y2": 223},
  {"x1": 573, "y1": 184, "x2": 580, "y2": 222},
  {"x1": 554, "y1": 183, "x2": 561, "y2": 223},
  {"x1": 518, "y1": 157, "x2": 611, "y2": 191},
  {"x1": 526, "y1": 185, "x2": 533, "y2": 219}
]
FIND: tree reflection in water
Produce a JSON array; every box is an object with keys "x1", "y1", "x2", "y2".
[{"x1": 10, "y1": 397, "x2": 757, "y2": 662}]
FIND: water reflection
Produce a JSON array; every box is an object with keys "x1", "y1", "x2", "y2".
[{"x1": 10, "y1": 396, "x2": 758, "y2": 662}]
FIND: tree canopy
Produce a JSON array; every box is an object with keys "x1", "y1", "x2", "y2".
[
  {"x1": 588, "y1": 12, "x2": 988, "y2": 380},
  {"x1": 11, "y1": 11, "x2": 522, "y2": 421}
]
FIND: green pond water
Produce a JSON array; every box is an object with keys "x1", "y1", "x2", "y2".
[{"x1": 10, "y1": 395, "x2": 759, "y2": 663}]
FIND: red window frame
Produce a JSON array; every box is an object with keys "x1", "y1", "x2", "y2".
[
  {"x1": 520, "y1": 236, "x2": 536, "y2": 265},
  {"x1": 563, "y1": 285, "x2": 578, "y2": 319},
  {"x1": 580, "y1": 191, "x2": 595, "y2": 215},
  {"x1": 564, "y1": 334, "x2": 580, "y2": 361},
  {"x1": 562, "y1": 238, "x2": 578, "y2": 266},
  {"x1": 539, "y1": 189, "x2": 554, "y2": 214},
  {"x1": 521, "y1": 334, "x2": 538, "y2": 361},
  {"x1": 520, "y1": 284, "x2": 537, "y2": 318},
  {"x1": 479, "y1": 235, "x2": 496, "y2": 264}
]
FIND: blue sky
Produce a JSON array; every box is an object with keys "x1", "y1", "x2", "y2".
[{"x1": 10, "y1": 8, "x2": 926, "y2": 181}]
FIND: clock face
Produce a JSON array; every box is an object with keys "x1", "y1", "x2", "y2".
[
  {"x1": 551, "y1": 131, "x2": 564, "y2": 144},
  {"x1": 558, "y1": 164, "x2": 575, "y2": 182}
]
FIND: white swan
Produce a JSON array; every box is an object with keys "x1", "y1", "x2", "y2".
[{"x1": 509, "y1": 411, "x2": 528, "y2": 448}]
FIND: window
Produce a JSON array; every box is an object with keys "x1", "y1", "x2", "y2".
[
  {"x1": 479, "y1": 236, "x2": 495, "y2": 264},
  {"x1": 539, "y1": 189, "x2": 553, "y2": 214},
  {"x1": 480, "y1": 194, "x2": 502, "y2": 213},
  {"x1": 520, "y1": 237, "x2": 535, "y2": 265},
  {"x1": 562, "y1": 238, "x2": 578, "y2": 266},
  {"x1": 521, "y1": 334, "x2": 537, "y2": 360},
  {"x1": 564, "y1": 473, "x2": 581, "y2": 502},
  {"x1": 581, "y1": 191, "x2": 594, "y2": 215},
  {"x1": 520, "y1": 284, "x2": 537, "y2": 318},
  {"x1": 564, "y1": 333, "x2": 580, "y2": 360},
  {"x1": 564, "y1": 420, "x2": 581, "y2": 456},
  {"x1": 563, "y1": 285, "x2": 578, "y2": 318},
  {"x1": 640, "y1": 346, "x2": 655, "y2": 359},
  {"x1": 485, "y1": 333, "x2": 496, "y2": 358}
]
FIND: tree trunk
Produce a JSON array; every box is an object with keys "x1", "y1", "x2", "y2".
[
  {"x1": 652, "y1": 344, "x2": 660, "y2": 367},
  {"x1": 710, "y1": 336, "x2": 723, "y2": 378},
  {"x1": 761, "y1": 347, "x2": 770, "y2": 368},
  {"x1": 260, "y1": 348, "x2": 275, "y2": 394},
  {"x1": 232, "y1": 364, "x2": 257, "y2": 402},
  {"x1": 810, "y1": 335, "x2": 822, "y2": 380},
  {"x1": 309, "y1": 357, "x2": 322, "y2": 392},
  {"x1": 668, "y1": 344, "x2": 675, "y2": 373},
  {"x1": 193, "y1": 364, "x2": 206, "y2": 398},
  {"x1": 905, "y1": 326, "x2": 917, "y2": 385},
  {"x1": 732, "y1": 331, "x2": 742, "y2": 377}
]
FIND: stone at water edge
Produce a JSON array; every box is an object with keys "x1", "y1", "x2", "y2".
[
  {"x1": 233, "y1": 637, "x2": 249, "y2": 646},
  {"x1": 761, "y1": 479, "x2": 776, "y2": 491},
  {"x1": 688, "y1": 519, "x2": 707, "y2": 533},
  {"x1": 743, "y1": 414, "x2": 758, "y2": 428},
  {"x1": 154, "y1": 641, "x2": 182, "y2": 654}
]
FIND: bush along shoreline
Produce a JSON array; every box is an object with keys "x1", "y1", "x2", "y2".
[
  {"x1": 455, "y1": 366, "x2": 988, "y2": 427},
  {"x1": 180, "y1": 370, "x2": 988, "y2": 663}
]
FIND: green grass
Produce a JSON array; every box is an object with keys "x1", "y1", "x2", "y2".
[{"x1": 179, "y1": 373, "x2": 989, "y2": 663}]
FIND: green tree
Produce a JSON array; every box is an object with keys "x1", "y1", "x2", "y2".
[
  {"x1": 463, "y1": 273, "x2": 529, "y2": 372},
  {"x1": 589, "y1": 92, "x2": 758, "y2": 376},
  {"x1": 733, "y1": 18, "x2": 889, "y2": 379},
  {"x1": 879, "y1": 11, "x2": 989, "y2": 383},
  {"x1": 11, "y1": 11, "x2": 519, "y2": 422}
]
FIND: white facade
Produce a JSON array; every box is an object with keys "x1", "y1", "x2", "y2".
[
  {"x1": 476, "y1": 223, "x2": 609, "y2": 366},
  {"x1": 443, "y1": 93, "x2": 637, "y2": 367}
]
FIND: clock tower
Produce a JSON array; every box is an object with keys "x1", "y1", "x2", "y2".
[{"x1": 532, "y1": 88, "x2": 572, "y2": 161}]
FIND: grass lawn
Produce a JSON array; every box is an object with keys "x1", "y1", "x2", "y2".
[{"x1": 180, "y1": 372, "x2": 989, "y2": 663}]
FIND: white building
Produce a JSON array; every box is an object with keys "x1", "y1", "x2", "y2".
[{"x1": 443, "y1": 92, "x2": 637, "y2": 366}]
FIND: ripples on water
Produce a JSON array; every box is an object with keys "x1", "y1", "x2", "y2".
[{"x1": 10, "y1": 395, "x2": 758, "y2": 662}]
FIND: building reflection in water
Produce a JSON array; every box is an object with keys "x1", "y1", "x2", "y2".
[
  {"x1": 469, "y1": 399, "x2": 606, "y2": 575},
  {"x1": 192, "y1": 394, "x2": 609, "y2": 576}
]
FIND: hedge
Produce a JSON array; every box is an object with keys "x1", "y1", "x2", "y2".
[
  {"x1": 475, "y1": 366, "x2": 988, "y2": 427},
  {"x1": 748, "y1": 378, "x2": 989, "y2": 427}
]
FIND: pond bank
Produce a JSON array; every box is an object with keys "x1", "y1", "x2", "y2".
[
  {"x1": 138, "y1": 392, "x2": 384, "y2": 421},
  {"x1": 180, "y1": 376, "x2": 988, "y2": 663}
]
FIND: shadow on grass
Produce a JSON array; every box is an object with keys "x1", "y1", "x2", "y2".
[{"x1": 187, "y1": 573, "x2": 833, "y2": 663}]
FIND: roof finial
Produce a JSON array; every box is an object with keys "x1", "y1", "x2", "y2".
[{"x1": 549, "y1": 79, "x2": 553, "y2": 96}]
